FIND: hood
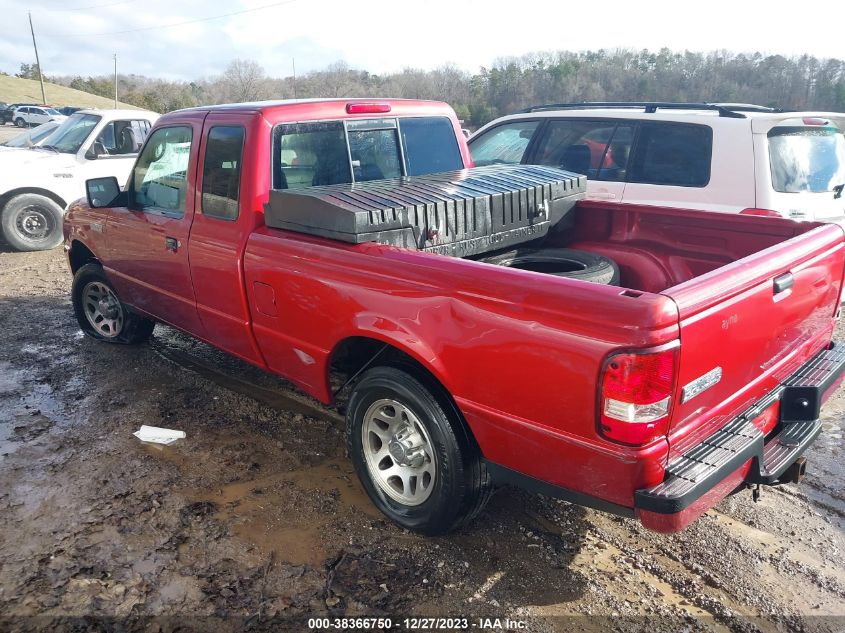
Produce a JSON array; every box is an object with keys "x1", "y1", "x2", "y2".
[
  {"x1": 0, "y1": 147, "x2": 75, "y2": 168},
  {"x1": 0, "y1": 149, "x2": 77, "y2": 189}
]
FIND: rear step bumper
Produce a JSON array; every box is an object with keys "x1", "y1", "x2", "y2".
[{"x1": 634, "y1": 341, "x2": 845, "y2": 522}]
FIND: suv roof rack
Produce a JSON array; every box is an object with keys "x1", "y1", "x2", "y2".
[{"x1": 519, "y1": 102, "x2": 784, "y2": 118}]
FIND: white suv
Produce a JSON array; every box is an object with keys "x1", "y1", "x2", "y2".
[
  {"x1": 12, "y1": 105, "x2": 67, "y2": 128},
  {"x1": 468, "y1": 103, "x2": 845, "y2": 221}
]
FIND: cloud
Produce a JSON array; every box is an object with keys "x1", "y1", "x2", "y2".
[{"x1": 0, "y1": 0, "x2": 841, "y2": 81}]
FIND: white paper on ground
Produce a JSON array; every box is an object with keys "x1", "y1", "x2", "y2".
[{"x1": 133, "y1": 425, "x2": 186, "y2": 445}]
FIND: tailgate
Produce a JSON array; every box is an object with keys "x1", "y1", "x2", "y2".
[{"x1": 663, "y1": 224, "x2": 845, "y2": 451}]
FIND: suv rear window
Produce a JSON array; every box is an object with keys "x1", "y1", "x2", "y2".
[
  {"x1": 768, "y1": 126, "x2": 845, "y2": 193},
  {"x1": 273, "y1": 116, "x2": 463, "y2": 190}
]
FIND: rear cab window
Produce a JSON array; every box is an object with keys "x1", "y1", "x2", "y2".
[
  {"x1": 272, "y1": 116, "x2": 463, "y2": 190},
  {"x1": 768, "y1": 124, "x2": 845, "y2": 193}
]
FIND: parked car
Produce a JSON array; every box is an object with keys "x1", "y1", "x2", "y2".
[
  {"x1": 58, "y1": 106, "x2": 82, "y2": 116},
  {"x1": 12, "y1": 105, "x2": 67, "y2": 128},
  {"x1": 0, "y1": 108, "x2": 158, "y2": 250},
  {"x1": 0, "y1": 102, "x2": 38, "y2": 125},
  {"x1": 468, "y1": 102, "x2": 845, "y2": 221},
  {"x1": 0, "y1": 120, "x2": 60, "y2": 150},
  {"x1": 64, "y1": 98, "x2": 845, "y2": 536}
]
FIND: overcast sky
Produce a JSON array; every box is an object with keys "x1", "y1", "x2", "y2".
[{"x1": 0, "y1": 0, "x2": 843, "y2": 81}]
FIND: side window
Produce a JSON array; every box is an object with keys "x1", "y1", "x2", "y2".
[
  {"x1": 96, "y1": 120, "x2": 151, "y2": 155},
  {"x1": 628, "y1": 123, "x2": 712, "y2": 187},
  {"x1": 596, "y1": 124, "x2": 635, "y2": 182},
  {"x1": 469, "y1": 121, "x2": 539, "y2": 166},
  {"x1": 534, "y1": 119, "x2": 631, "y2": 179},
  {"x1": 273, "y1": 121, "x2": 351, "y2": 190},
  {"x1": 201, "y1": 126, "x2": 245, "y2": 221},
  {"x1": 399, "y1": 116, "x2": 464, "y2": 175},
  {"x1": 130, "y1": 126, "x2": 193, "y2": 216}
]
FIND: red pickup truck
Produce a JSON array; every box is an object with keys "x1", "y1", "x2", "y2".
[{"x1": 64, "y1": 98, "x2": 845, "y2": 535}]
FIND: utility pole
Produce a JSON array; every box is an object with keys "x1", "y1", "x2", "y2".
[
  {"x1": 28, "y1": 12, "x2": 46, "y2": 104},
  {"x1": 113, "y1": 54, "x2": 118, "y2": 108},
  {"x1": 292, "y1": 57, "x2": 297, "y2": 99}
]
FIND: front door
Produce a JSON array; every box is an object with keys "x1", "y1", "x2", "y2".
[{"x1": 104, "y1": 116, "x2": 206, "y2": 337}]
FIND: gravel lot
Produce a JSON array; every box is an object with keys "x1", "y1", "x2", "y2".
[
  {"x1": 1, "y1": 244, "x2": 844, "y2": 631},
  {"x1": 0, "y1": 125, "x2": 26, "y2": 144}
]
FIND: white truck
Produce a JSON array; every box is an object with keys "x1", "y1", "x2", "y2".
[{"x1": 0, "y1": 108, "x2": 158, "y2": 251}]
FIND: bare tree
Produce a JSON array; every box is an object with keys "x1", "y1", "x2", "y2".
[{"x1": 219, "y1": 59, "x2": 269, "y2": 102}]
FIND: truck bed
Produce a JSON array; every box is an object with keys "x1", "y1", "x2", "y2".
[{"x1": 243, "y1": 199, "x2": 844, "y2": 514}]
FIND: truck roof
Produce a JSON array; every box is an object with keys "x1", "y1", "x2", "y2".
[
  {"x1": 74, "y1": 108, "x2": 159, "y2": 119},
  {"x1": 164, "y1": 98, "x2": 456, "y2": 122}
]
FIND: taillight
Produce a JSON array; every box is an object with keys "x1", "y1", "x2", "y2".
[
  {"x1": 346, "y1": 103, "x2": 391, "y2": 114},
  {"x1": 599, "y1": 346, "x2": 678, "y2": 445},
  {"x1": 802, "y1": 117, "x2": 828, "y2": 126}
]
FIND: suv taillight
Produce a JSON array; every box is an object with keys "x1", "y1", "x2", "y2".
[{"x1": 599, "y1": 346, "x2": 678, "y2": 445}]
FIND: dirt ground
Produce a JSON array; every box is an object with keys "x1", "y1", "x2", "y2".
[
  {"x1": 0, "y1": 246, "x2": 844, "y2": 633},
  {"x1": 0, "y1": 126, "x2": 27, "y2": 143}
]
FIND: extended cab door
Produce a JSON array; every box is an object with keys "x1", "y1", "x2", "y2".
[
  {"x1": 104, "y1": 115, "x2": 206, "y2": 336},
  {"x1": 186, "y1": 112, "x2": 266, "y2": 364}
]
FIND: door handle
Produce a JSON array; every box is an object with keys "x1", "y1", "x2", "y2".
[
  {"x1": 773, "y1": 272, "x2": 794, "y2": 294},
  {"x1": 165, "y1": 236, "x2": 179, "y2": 252}
]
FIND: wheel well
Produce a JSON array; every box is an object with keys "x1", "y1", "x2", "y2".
[
  {"x1": 0, "y1": 188, "x2": 68, "y2": 212},
  {"x1": 330, "y1": 336, "x2": 481, "y2": 450},
  {"x1": 68, "y1": 240, "x2": 99, "y2": 274}
]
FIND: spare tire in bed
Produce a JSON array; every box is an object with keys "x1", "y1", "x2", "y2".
[{"x1": 481, "y1": 247, "x2": 620, "y2": 285}]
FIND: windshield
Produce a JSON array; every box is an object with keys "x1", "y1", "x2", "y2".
[
  {"x1": 768, "y1": 125, "x2": 845, "y2": 193},
  {"x1": 5, "y1": 123, "x2": 57, "y2": 148},
  {"x1": 39, "y1": 113, "x2": 101, "y2": 154}
]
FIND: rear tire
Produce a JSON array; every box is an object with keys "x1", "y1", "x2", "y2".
[
  {"x1": 0, "y1": 193, "x2": 65, "y2": 251},
  {"x1": 72, "y1": 263, "x2": 155, "y2": 344},
  {"x1": 482, "y1": 247, "x2": 620, "y2": 285},
  {"x1": 346, "y1": 364, "x2": 491, "y2": 535}
]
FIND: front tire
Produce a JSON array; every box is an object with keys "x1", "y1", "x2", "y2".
[
  {"x1": 72, "y1": 263, "x2": 155, "y2": 344},
  {"x1": 0, "y1": 193, "x2": 64, "y2": 251},
  {"x1": 347, "y1": 365, "x2": 491, "y2": 535},
  {"x1": 14, "y1": 117, "x2": 26, "y2": 128}
]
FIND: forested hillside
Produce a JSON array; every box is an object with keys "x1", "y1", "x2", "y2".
[{"x1": 42, "y1": 48, "x2": 845, "y2": 126}]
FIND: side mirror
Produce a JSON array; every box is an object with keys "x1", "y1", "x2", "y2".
[{"x1": 86, "y1": 177, "x2": 124, "y2": 208}]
